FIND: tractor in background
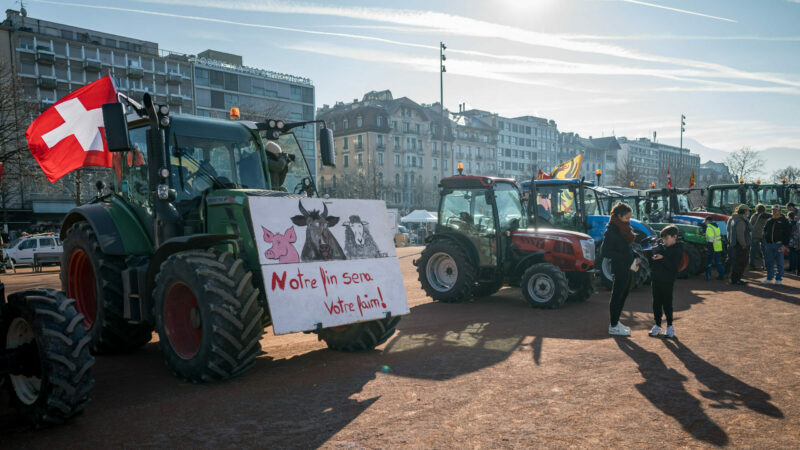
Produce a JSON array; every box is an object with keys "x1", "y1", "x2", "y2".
[
  {"x1": 58, "y1": 94, "x2": 402, "y2": 383},
  {"x1": 0, "y1": 280, "x2": 94, "y2": 425},
  {"x1": 522, "y1": 179, "x2": 657, "y2": 290},
  {"x1": 416, "y1": 172, "x2": 596, "y2": 309}
]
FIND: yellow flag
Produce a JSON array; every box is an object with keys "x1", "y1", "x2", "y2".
[
  {"x1": 549, "y1": 153, "x2": 584, "y2": 212},
  {"x1": 689, "y1": 169, "x2": 696, "y2": 188},
  {"x1": 550, "y1": 153, "x2": 584, "y2": 179}
]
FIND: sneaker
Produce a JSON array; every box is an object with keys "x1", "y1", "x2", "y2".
[
  {"x1": 649, "y1": 325, "x2": 662, "y2": 337},
  {"x1": 609, "y1": 323, "x2": 631, "y2": 336},
  {"x1": 776, "y1": 279, "x2": 782, "y2": 285},
  {"x1": 760, "y1": 279, "x2": 772, "y2": 284},
  {"x1": 665, "y1": 326, "x2": 675, "y2": 339}
]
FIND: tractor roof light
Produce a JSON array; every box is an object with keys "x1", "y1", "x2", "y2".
[
  {"x1": 457, "y1": 163, "x2": 464, "y2": 175},
  {"x1": 630, "y1": 181, "x2": 635, "y2": 187},
  {"x1": 756, "y1": 179, "x2": 761, "y2": 184},
  {"x1": 782, "y1": 178, "x2": 787, "y2": 184},
  {"x1": 740, "y1": 178, "x2": 745, "y2": 184},
  {"x1": 595, "y1": 169, "x2": 602, "y2": 175},
  {"x1": 229, "y1": 107, "x2": 240, "y2": 120},
  {"x1": 651, "y1": 182, "x2": 656, "y2": 188}
]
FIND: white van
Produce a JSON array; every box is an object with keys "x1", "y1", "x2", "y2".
[{"x1": 4, "y1": 235, "x2": 62, "y2": 266}]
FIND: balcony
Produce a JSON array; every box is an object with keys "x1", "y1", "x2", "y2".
[
  {"x1": 167, "y1": 94, "x2": 184, "y2": 106},
  {"x1": 431, "y1": 150, "x2": 440, "y2": 156},
  {"x1": 355, "y1": 143, "x2": 363, "y2": 150},
  {"x1": 376, "y1": 143, "x2": 386, "y2": 150},
  {"x1": 166, "y1": 72, "x2": 182, "y2": 84},
  {"x1": 127, "y1": 66, "x2": 144, "y2": 78},
  {"x1": 37, "y1": 76, "x2": 57, "y2": 90},
  {"x1": 36, "y1": 49, "x2": 55, "y2": 64},
  {"x1": 83, "y1": 58, "x2": 102, "y2": 72}
]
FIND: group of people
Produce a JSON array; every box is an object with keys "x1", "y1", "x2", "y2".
[
  {"x1": 600, "y1": 200, "x2": 799, "y2": 339},
  {"x1": 718, "y1": 202, "x2": 799, "y2": 285}
]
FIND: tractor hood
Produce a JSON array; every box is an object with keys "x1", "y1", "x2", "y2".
[
  {"x1": 673, "y1": 215, "x2": 704, "y2": 226},
  {"x1": 513, "y1": 228, "x2": 592, "y2": 241}
]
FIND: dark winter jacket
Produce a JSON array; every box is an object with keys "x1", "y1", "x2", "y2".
[
  {"x1": 750, "y1": 212, "x2": 770, "y2": 240},
  {"x1": 601, "y1": 221, "x2": 636, "y2": 275},
  {"x1": 763, "y1": 215, "x2": 792, "y2": 245},
  {"x1": 650, "y1": 241, "x2": 684, "y2": 283}
]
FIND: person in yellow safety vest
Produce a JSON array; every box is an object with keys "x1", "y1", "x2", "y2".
[{"x1": 704, "y1": 216, "x2": 726, "y2": 281}]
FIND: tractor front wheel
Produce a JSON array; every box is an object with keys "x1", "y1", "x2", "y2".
[
  {"x1": 1, "y1": 289, "x2": 94, "y2": 425},
  {"x1": 61, "y1": 221, "x2": 152, "y2": 353},
  {"x1": 521, "y1": 263, "x2": 569, "y2": 309},
  {"x1": 153, "y1": 249, "x2": 264, "y2": 382},
  {"x1": 417, "y1": 240, "x2": 476, "y2": 303},
  {"x1": 319, "y1": 316, "x2": 401, "y2": 352}
]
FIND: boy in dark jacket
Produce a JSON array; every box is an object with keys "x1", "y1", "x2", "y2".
[
  {"x1": 761, "y1": 205, "x2": 792, "y2": 285},
  {"x1": 649, "y1": 225, "x2": 683, "y2": 338}
]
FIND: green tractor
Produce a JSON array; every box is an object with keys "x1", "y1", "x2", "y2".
[
  {"x1": 415, "y1": 173, "x2": 597, "y2": 309},
  {"x1": 58, "y1": 94, "x2": 402, "y2": 382},
  {"x1": 705, "y1": 181, "x2": 800, "y2": 216}
]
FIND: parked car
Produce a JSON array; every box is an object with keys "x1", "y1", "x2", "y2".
[
  {"x1": 4, "y1": 234, "x2": 63, "y2": 266},
  {"x1": 395, "y1": 225, "x2": 411, "y2": 247}
]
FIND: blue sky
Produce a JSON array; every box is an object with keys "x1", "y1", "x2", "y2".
[{"x1": 18, "y1": 0, "x2": 800, "y2": 151}]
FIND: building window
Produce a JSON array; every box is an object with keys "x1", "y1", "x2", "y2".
[
  {"x1": 343, "y1": 119, "x2": 349, "y2": 129},
  {"x1": 417, "y1": 139, "x2": 422, "y2": 150},
  {"x1": 433, "y1": 158, "x2": 438, "y2": 169},
  {"x1": 342, "y1": 138, "x2": 349, "y2": 150},
  {"x1": 344, "y1": 155, "x2": 349, "y2": 168},
  {"x1": 378, "y1": 152, "x2": 384, "y2": 166},
  {"x1": 415, "y1": 124, "x2": 420, "y2": 134},
  {"x1": 357, "y1": 153, "x2": 363, "y2": 167},
  {"x1": 402, "y1": 122, "x2": 409, "y2": 133},
  {"x1": 332, "y1": 175, "x2": 337, "y2": 189},
  {"x1": 394, "y1": 154, "x2": 401, "y2": 166},
  {"x1": 392, "y1": 120, "x2": 397, "y2": 131},
  {"x1": 377, "y1": 135, "x2": 384, "y2": 147},
  {"x1": 356, "y1": 116, "x2": 363, "y2": 127},
  {"x1": 444, "y1": 159, "x2": 448, "y2": 170},
  {"x1": 394, "y1": 136, "x2": 400, "y2": 148},
  {"x1": 377, "y1": 115, "x2": 383, "y2": 126},
  {"x1": 356, "y1": 135, "x2": 363, "y2": 149}
]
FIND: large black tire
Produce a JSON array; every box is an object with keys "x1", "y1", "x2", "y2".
[
  {"x1": 472, "y1": 280, "x2": 504, "y2": 298},
  {"x1": 567, "y1": 272, "x2": 594, "y2": 302},
  {"x1": 1, "y1": 289, "x2": 94, "y2": 425},
  {"x1": 319, "y1": 316, "x2": 401, "y2": 352},
  {"x1": 632, "y1": 245, "x2": 651, "y2": 289},
  {"x1": 60, "y1": 222, "x2": 152, "y2": 353},
  {"x1": 417, "y1": 240, "x2": 476, "y2": 303},
  {"x1": 152, "y1": 249, "x2": 264, "y2": 383},
  {"x1": 687, "y1": 244, "x2": 705, "y2": 276},
  {"x1": 521, "y1": 263, "x2": 569, "y2": 309},
  {"x1": 676, "y1": 247, "x2": 693, "y2": 279},
  {"x1": 598, "y1": 254, "x2": 614, "y2": 290}
]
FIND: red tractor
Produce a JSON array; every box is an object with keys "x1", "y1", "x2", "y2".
[{"x1": 415, "y1": 174, "x2": 596, "y2": 309}]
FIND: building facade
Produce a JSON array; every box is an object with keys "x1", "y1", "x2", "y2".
[
  {"x1": 316, "y1": 90, "x2": 453, "y2": 211},
  {"x1": 617, "y1": 137, "x2": 700, "y2": 188},
  {"x1": 558, "y1": 133, "x2": 620, "y2": 182},
  {"x1": 495, "y1": 115, "x2": 558, "y2": 180},
  {"x1": 450, "y1": 109, "x2": 498, "y2": 178}
]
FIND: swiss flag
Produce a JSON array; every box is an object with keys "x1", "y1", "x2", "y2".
[{"x1": 26, "y1": 75, "x2": 117, "y2": 182}]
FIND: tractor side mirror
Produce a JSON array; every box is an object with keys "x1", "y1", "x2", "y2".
[
  {"x1": 319, "y1": 127, "x2": 335, "y2": 167},
  {"x1": 102, "y1": 103, "x2": 131, "y2": 152}
]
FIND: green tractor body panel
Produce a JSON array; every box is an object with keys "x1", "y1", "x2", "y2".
[
  {"x1": 107, "y1": 195, "x2": 154, "y2": 255},
  {"x1": 204, "y1": 190, "x2": 263, "y2": 279}
]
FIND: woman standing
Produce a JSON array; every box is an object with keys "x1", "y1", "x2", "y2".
[{"x1": 602, "y1": 202, "x2": 639, "y2": 336}]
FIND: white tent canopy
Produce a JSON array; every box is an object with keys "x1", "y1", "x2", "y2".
[{"x1": 400, "y1": 210, "x2": 438, "y2": 223}]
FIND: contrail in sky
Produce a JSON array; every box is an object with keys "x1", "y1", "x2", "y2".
[{"x1": 619, "y1": 0, "x2": 737, "y2": 23}]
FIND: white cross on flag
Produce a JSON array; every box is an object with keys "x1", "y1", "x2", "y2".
[{"x1": 26, "y1": 75, "x2": 117, "y2": 182}]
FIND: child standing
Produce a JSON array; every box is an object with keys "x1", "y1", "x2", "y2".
[{"x1": 649, "y1": 225, "x2": 683, "y2": 338}]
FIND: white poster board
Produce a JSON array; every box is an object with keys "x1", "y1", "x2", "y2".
[{"x1": 249, "y1": 197, "x2": 410, "y2": 335}]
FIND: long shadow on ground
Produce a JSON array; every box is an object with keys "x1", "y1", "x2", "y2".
[{"x1": 616, "y1": 338, "x2": 729, "y2": 447}]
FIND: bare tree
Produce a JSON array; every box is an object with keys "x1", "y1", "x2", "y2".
[
  {"x1": 614, "y1": 153, "x2": 642, "y2": 187},
  {"x1": 725, "y1": 146, "x2": 764, "y2": 181},
  {"x1": 773, "y1": 166, "x2": 800, "y2": 183}
]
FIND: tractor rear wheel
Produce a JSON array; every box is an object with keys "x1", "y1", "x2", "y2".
[
  {"x1": 521, "y1": 263, "x2": 569, "y2": 309},
  {"x1": 567, "y1": 272, "x2": 594, "y2": 302},
  {"x1": 473, "y1": 280, "x2": 504, "y2": 298},
  {"x1": 677, "y1": 244, "x2": 703, "y2": 278},
  {"x1": 319, "y1": 316, "x2": 401, "y2": 352},
  {"x1": 598, "y1": 255, "x2": 614, "y2": 290},
  {"x1": 61, "y1": 221, "x2": 152, "y2": 353},
  {"x1": 417, "y1": 240, "x2": 476, "y2": 303},
  {"x1": 153, "y1": 249, "x2": 264, "y2": 383},
  {"x1": 1, "y1": 289, "x2": 94, "y2": 425}
]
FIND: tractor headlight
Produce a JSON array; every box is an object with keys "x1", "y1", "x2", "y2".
[
  {"x1": 580, "y1": 239, "x2": 595, "y2": 261},
  {"x1": 157, "y1": 183, "x2": 169, "y2": 200}
]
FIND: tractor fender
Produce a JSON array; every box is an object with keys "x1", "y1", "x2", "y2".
[
  {"x1": 60, "y1": 204, "x2": 126, "y2": 255},
  {"x1": 426, "y1": 232, "x2": 480, "y2": 268},
  {"x1": 145, "y1": 234, "x2": 238, "y2": 300},
  {"x1": 513, "y1": 251, "x2": 547, "y2": 277}
]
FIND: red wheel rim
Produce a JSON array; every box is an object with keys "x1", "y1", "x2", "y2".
[
  {"x1": 678, "y1": 251, "x2": 689, "y2": 272},
  {"x1": 164, "y1": 282, "x2": 202, "y2": 360},
  {"x1": 67, "y1": 249, "x2": 97, "y2": 330}
]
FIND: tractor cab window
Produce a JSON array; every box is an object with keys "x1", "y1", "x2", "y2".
[
  {"x1": 494, "y1": 183, "x2": 526, "y2": 229},
  {"x1": 583, "y1": 188, "x2": 600, "y2": 215},
  {"x1": 170, "y1": 134, "x2": 267, "y2": 202},
  {"x1": 115, "y1": 126, "x2": 149, "y2": 207},
  {"x1": 535, "y1": 185, "x2": 577, "y2": 229},
  {"x1": 273, "y1": 133, "x2": 315, "y2": 195},
  {"x1": 674, "y1": 193, "x2": 691, "y2": 213},
  {"x1": 440, "y1": 189, "x2": 496, "y2": 235},
  {"x1": 758, "y1": 187, "x2": 780, "y2": 206}
]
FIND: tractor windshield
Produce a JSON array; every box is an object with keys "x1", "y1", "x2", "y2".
[
  {"x1": 171, "y1": 134, "x2": 268, "y2": 200},
  {"x1": 535, "y1": 184, "x2": 578, "y2": 229},
  {"x1": 675, "y1": 193, "x2": 691, "y2": 213},
  {"x1": 439, "y1": 189, "x2": 496, "y2": 235},
  {"x1": 757, "y1": 186, "x2": 780, "y2": 206},
  {"x1": 710, "y1": 186, "x2": 756, "y2": 213},
  {"x1": 494, "y1": 183, "x2": 527, "y2": 229},
  {"x1": 274, "y1": 133, "x2": 315, "y2": 195}
]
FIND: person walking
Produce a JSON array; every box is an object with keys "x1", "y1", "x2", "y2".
[
  {"x1": 602, "y1": 202, "x2": 639, "y2": 336},
  {"x1": 749, "y1": 204, "x2": 769, "y2": 270},
  {"x1": 761, "y1": 205, "x2": 792, "y2": 285},
  {"x1": 649, "y1": 225, "x2": 683, "y2": 339},
  {"x1": 704, "y1": 216, "x2": 725, "y2": 281},
  {"x1": 788, "y1": 211, "x2": 799, "y2": 273},
  {"x1": 727, "y1": 204, "x2": 752, "y2": 286}
]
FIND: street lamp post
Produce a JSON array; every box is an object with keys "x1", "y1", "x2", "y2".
[
  {"x1": 680, "y1": 114, "x2": 686, "y2": 151},
  {"x1": 440, "y1": 42, "x2": 447, "y2": 176}
]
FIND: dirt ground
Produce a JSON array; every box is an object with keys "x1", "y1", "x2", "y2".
[{"x1": 1, "y1": 249, "x2": 798, "y2": 448}]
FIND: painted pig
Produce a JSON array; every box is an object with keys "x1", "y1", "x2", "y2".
[{"x1": 262, "y1": 226, "x2": 300, "y2": 264}]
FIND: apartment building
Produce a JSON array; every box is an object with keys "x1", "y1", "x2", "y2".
[
  {"x1": 617, "y1": 136, "x2": 700, "y2": 187},
  {"x1": 451, "y1": 109, "x2": 498, "y2": 178},
  {"x1": 558, "y1": 133, "x2": 620, "y2": 182}
]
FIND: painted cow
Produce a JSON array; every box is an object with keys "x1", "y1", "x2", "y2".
[
  {"x1": 262, "y1": 226, "x2": 300, "y2": 263},
  {"x1": 290, "y1": 200, "x2": 346, "y2": 261},
  {"x1": 343, "y1": 215, "x2": 381, "y2": 259}
]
